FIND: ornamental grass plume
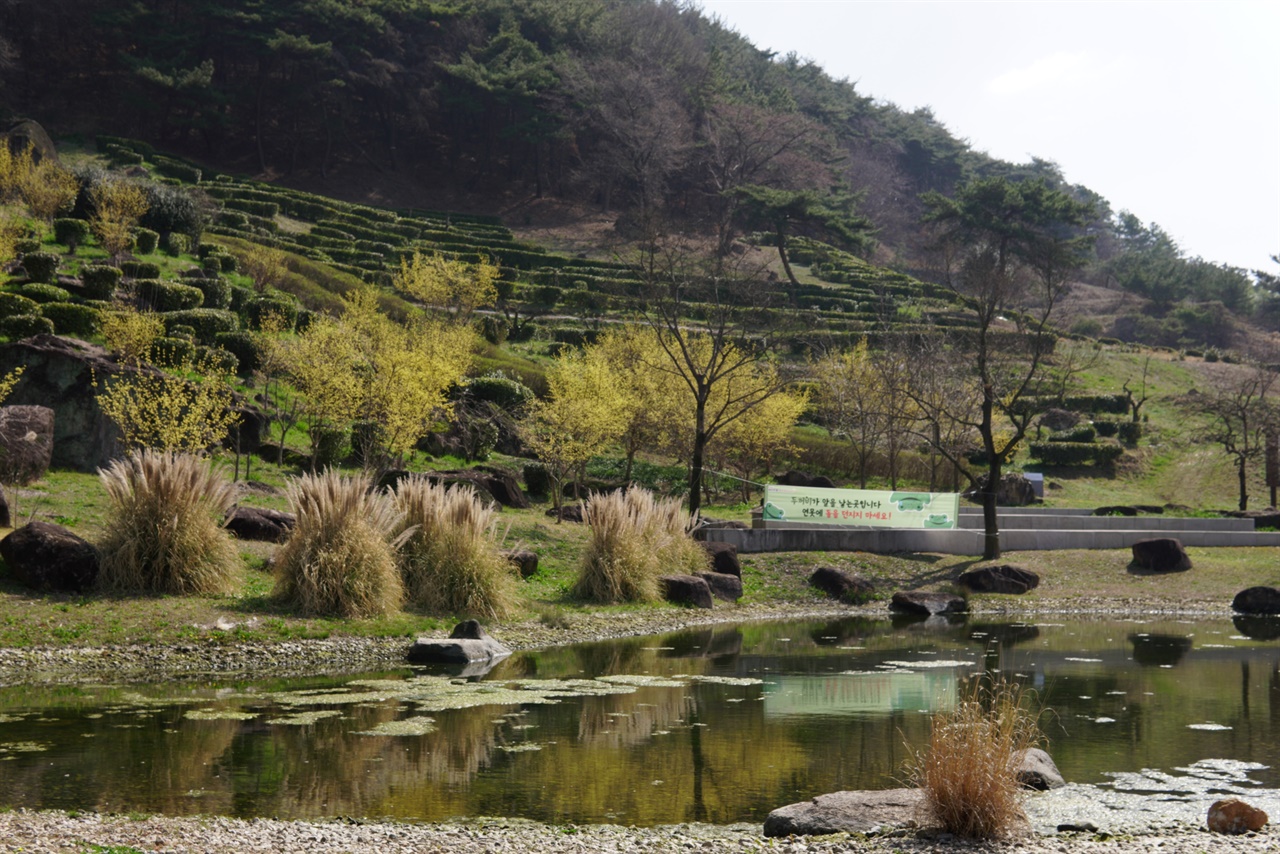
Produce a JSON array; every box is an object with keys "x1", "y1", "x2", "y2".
[
  {"x1": 907, "y1": 679, "x2": 1043, "y2": 840},
  {"x1": 273, "y1": 469, "x2": 408, "y2": 618},
  {"x1": 97, "y1": 449, "x2": 240, "y2": 594},
  {"x1": 391, "y1": 475, "x2": 517, "y2": 620},
  {"x1": 575, "y1": 487, "x2": 709, "y2": 604}
]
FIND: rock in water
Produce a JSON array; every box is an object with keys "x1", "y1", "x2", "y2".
[
  {"x1": 1207, "y1": 798, "x2": 1267, "y2": 834},
  {"x1": 764, "y1": 789, "x2": 922, "y2": 837},
  {"x1": 890, "y1": 591, "x2": 967, "y2": 615},
  {"x1": 406, "y1": 620, "x2": 511, "y2": 664},
  {"x1": 1232, "y1": 586, "x2": 1280, "y2": 615},
  {"x1": 1013, "y1": 747, "x2": 1065, "y2": 790}
]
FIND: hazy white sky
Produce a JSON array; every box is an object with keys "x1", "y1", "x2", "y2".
[{"x1": 697, "y1": 0, "x2": 1280, "y2": 273}]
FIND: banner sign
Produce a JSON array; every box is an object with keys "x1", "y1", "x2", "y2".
[{"x1": 762, "y1": 485, "x2": 960, "y2": 530}]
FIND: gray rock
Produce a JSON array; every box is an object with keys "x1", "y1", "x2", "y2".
[
  {"x1": 1233, "y1": 586, "x2": 1280, "y2": 615},
  {"x1": 957, "y1": 564, "x2": 1040, "y2": 594},
  {"x1": 777, "y1": 470, "x2": 836, "y2": 489},
  {"x1": 698, "y1": 540, "x2": 741, "y2": 577},
  {"x1": 697, "y1": 571, "x2": 742, "y2": 602},
  {"x1": 406, "y1": 620, "x2": 511, "y2": 664},
  {"x1": 810, "y1": 566, "x2": 875, "y2": 604},
  {"x1": 763, "y1": 788, "x2": 922, "y2": 837},
  {"x1": 660, "y1": 574, "x2": 714, "y2": 609},
  {"x1": 1131, "y1": 538, "x2": 1192, "y2": 573},
  {"x1": 1015, "y1": 747, "x2": 1066, "y2": 790},
  {"x1": 504, "y1": 549, "x2": 539, "y2": 579},
  {"x1": 964, "y1": 472, "x2": 1037, "y2": 507},
  {"x1": 0, "y1": 520, "x2": 99, "y2": 592},
  {"x1": 890, "y1": 591, "x2": 968, "y2": 615},
  {"x1": 225, "y1": 506, "x2": 295, "y2": 542}
]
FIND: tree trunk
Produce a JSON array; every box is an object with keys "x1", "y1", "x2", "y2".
[
  {"x1": 689, "y1": 405, "x2": 708, "y2": 520},
  {"x1": 981, "y1": 388, "x2": 1001, "y2": 560},
  {"x1": 776, "y1": 229, "x2": 800, "y2": 292},
  {"x1": 1239, "y1": 458, "x2": 1249, "y2": 511}
]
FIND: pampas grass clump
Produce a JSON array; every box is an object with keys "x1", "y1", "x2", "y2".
[
  {"x1": 907, "y1": 680, "x2": 1042, "y2": 839},
  {"x1": 273, "y1": 469, "x2": 407, "y2": 618},
  {"x1": 97, "y1": 449, "x2": 240, "y2": 594},
  {"x1": 392, "y1": 475, "x2": 517, "y2": 619},
  {"x1": 575, "y1": 488, "x2": 709, "y2": 603}
]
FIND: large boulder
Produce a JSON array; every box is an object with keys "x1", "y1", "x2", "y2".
[
  {"x1": 1208, "y1": 798, "x2": 1268, "y2": 834},
  {"x1": 957, "y1": 564, "x2": 1040, "y2": 595},
  {"x1": 0, "y1": 521, "x2": 99, "y2": 591},
  {"x1": 963, "y1": 473, "x2": 1037, "y2": 507},
  {"x1": 406, "y1": 620, "x2": 511, "y2": 665},
  {"x1": 698, "y1": 541, "x2": 741, "y2": 577},
  {"x1": 776, "y1": 470, "x2": 836, "y2": 489},
  {"x1": 660, "y1": 574, "x2": 713, "y2": 609},
  {"x1": 1131, "y1": 538, "x2": 1192, "y2": 573},
  {"x1": 504, "y1": 549, "x2": 539, "y2": 579},
  {"x1": 477, "y1": 467, "x2": 530, "y2": 509},
  {"x1": 1014, "y1": 747, "x2": 1065, "y2": 790},
  {"x1": 698, "y1": 571, "x2": 742, "y2": 602},
  {"x1": 1232, "y1": 586, "x2": 1280, "y2": 615},
  {"x1": 225, "y1": 506, "x2": 295, "y2": 543},
  {"x1": 763, "y1": 789, "x2": 922, "y2": 837},
  {"x1": 0, "y1": 405, "x2": 54, "y2": 485},
  {"x1": 890, "y1": 591, "x2": 968, "y2": 616},
  {"x1": 810, "y1": 566, "x2": 875, "y2": 604},
  {"x1": 0, "y1": 335, "x2": 127, "y2": 471}
]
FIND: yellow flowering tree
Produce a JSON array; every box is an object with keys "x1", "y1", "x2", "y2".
[
  {"x1": 393, "y1": 250, "x2": 499, "y2": 323},
  {"x1": 89, "y1": 179, "x2": 150, "y2": 258},
  {"x1": 95, "y1": 352, "x2": 240, "y2": 453},
  {"x1": 707, "y1": 386, "x2": 808, "y2": 502},
  {"x1": 521, "y1": 346, "x2": 630, "y2": 518}
]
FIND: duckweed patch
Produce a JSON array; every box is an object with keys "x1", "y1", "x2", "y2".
[
  {"x1": 356, "y1": 716, "x2": 436, "y2": 736},
  {"x1": 184, "y1": 709, "x2": 258, "y2": 721},
  {"x1": 265, "y1": 710, "x2": 343, "y2": 726}
]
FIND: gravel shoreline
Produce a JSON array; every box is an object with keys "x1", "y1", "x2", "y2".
[{"x1": 0, "y1": 597, "x2": 1263, "y2": 852}]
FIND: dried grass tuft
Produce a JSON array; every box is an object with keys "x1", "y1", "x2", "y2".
[
  {"x1": 391, "y1": 475, "x2": 517, "y2": 619},
  {"x1": 907, "y1": 679, "x2": 1043, "y2": 839},
  {"x1": 273, "y1": 469, "x2": 407, "y2": 618},
  {"x1": 97, "y1": 450, "x2": 240, "y2": 594},
  {"x1": 574, "y1": 488, "x2": 709, "y2": 603}
]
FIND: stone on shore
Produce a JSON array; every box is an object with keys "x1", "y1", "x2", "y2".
[
  {"x1": 225, "y1": 506, "x2": 296, "y2": 542},
  {"x1": 1207, "y1": 798, "x2": 1267, "y2": 834},
  {"x1": 1014, "y1": 747, "x2": 1065, "y2": 790},
  {"x1": 957, "y1": 564, "x2": 1040, "y2": 595},
  {"x1": 698, "y1": 540, "x2": 741, "y2": 577},
  {"x1": 890, "y1": 591, "x2": 968, "y2": 616},
  {"x1": 504, "y1": 549, "x2": 539, "y2": 579},
  {"x1": 406, "y1": 620, "x2": 511, "y2": 664},
  {"x1": 0, "y1": 520, "x2": 99, "y2": 592},
  {"x1": 697, "y1": 571, "x2": 742, "y2": 602},
  {"x1": 660, "y1": 574, "x2": 713, "y2": 609},
  {"x1": 810, "y1": 566, "x2": 875, "y2": 604},
  {"x1": 1232, "y1": 586, "x2": 1280, "y2": 615},
  {"x1": 1131, "y1": 538, "x2": 1192, "y2": 573},
  {"x1": 763, "y1": 788, "x2": 922, "y2": 837}
]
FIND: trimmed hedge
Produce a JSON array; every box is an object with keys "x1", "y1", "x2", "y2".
[
  {"x1": 1050, "y1": 424, "x2": 1097, "y2": 443},
  {"x1": 213, "y1": 331, "x2": 263, "y2": 375},
  {"x1": 184, "y1": 275, "x2": 231, "y2": 309},
  {"x1": 0, "y1": 314, "x2": 55, "y2": 339},
  {"x1": 53, "y1": 218, "x2": 91, "y2": 251},
  {"x1": 21, "y1": 251, "x2": 59, "y2": 283},
  {"x1": 1093, "y1": 420, "x2": 1120, "y2": 438},
  {"x1": 120, "y1": 260, "x2": 161, "y2": 280},
  {"x1": 467, "y1": 375, "x2": 534, "y2": 410},
  {"x1": 81, "y1": 265, "x2": 122, "y2": 300},
  {"x1": 222, "y1": 198, "x2": 280, "y2": 218},
  {"x1": 0, "y1": 293, "x2": 40, "y2": 319},
  {"x1": 245, "y1": 296, "x2": 298, "y2": 330},
  {"x1": 135, "y1": 279, "x2": 204, "y2": 312},
  {"x1": 162, "y1": 308, "x2": 239, "y2": 343},
  {"x1": 150, "y1": 336, "x2": 196, "y2": 365},
  {"x1": 18, "y1": 283, "x2": 72, "y2": 304},
  {"x1": 134, "y1": 228, "x2": 160, "y2": 254},
  {"x1": 1118, "y1": 421, "x2": 1142, "y2": 445},
  {"x1": 1030, "y1": 441, "x2": 1124, "y2": 466},
  {"x1": 195, "y1": 345, "x2": 238, "y2": 375},
  {"x1": 40, "y1": 302, "x2": 101, "y2": 337}
]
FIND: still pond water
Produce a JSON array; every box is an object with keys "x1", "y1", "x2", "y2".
[{"x1": 3, "y1": 614, "x2": 1280, "y2": 826}]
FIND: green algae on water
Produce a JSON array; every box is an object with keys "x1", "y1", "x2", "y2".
[{"x1": 356, "y1": 716, "x2": 436, "y2": 736}]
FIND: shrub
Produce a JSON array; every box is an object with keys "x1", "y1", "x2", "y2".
[
  {"x1": 273, "y1": 469, "x2": 407, "y2": 618},
  {"x1": 162, "y1": 308, "x2": 239, "y2": 343},
  {"x1": 467, "y1": 374, "x2": 534, "y2": 411},
  {"x1": 311, "y1": 425, "x2": 347, "y2": 469},
  {"x1": 183, "y1": 274, "x2": 231, "y2": 309},
  {"x1": 96, "y1": 450, "x2": 241, "y2": 595},
  {"x1": 13, "y1": 238, "x2": 41, "y2": 256},
  {"x1": 1117, "y1": 421, "x2": 1142, "y2": 445},
  {"x1": 21, "y1": 251, "x2": 58, "y2": 283},
  {"x1": 136, "y1": 279, "x2": 204, "y2": 312},
  {"x1": 907, "y1": 680, "x2": 1041, "y2": 839},
  {"x1": 141, "y1": 182, "x2": 205, "y2": 246},
  {"x1": 134, "y1": 227, "x2": 159, "y2": 255},
  {"x1": 164, "y1": 232, "x2": 191, "y2": 256},
  {"x1": 40, "y1": 302, "x2": 101, "y2": 337},
  {"x1": 81, "y1": 265, "x2": 123, "y2": 300},
  {"x1": 152, "y1": 155, "x2": 202, "y2": 184},
  {"x1": 1049, "y1": 424, "x2": 1096, "y2": 443},
  {"x1": 213, "y1": 331, "x2": 263, "y2": 375},
  {"x1": 1092, "y1": 420, "x2": 1119, "y2": 438},
  {"x1": 53, "y1": 217, "x2": 90, "y2": 252},
  {"x1": 575, "y1": 488, "x2": 708, "y2": 604},
  {"x1": 246, "y1": 296, "x2": 298, "y2": 330},
  {"x1": 523, "y1": 462, "x2": 550, "y2": 496},
  {"x1": 18, "y1": 283, "x2": 71, "y2": 304},
  {"x1": 228, "y1": 285, "x2": 255, "y2": 313},
  {"x1": 1029, "y1": 441, "x2": 1123, "y2": 466},
  {"x1": 0, "y1": 293, "x2": 40, "y2": 319},
  {"x1": 120, "y1": 260, "x2": 161, "y2": 280},
  {"x1": 196, "y1": 345, "x2": 238, "y2": 375},
  {"x1": 392, "y1": 476, "x2": 517, "y2": 619},
  {"x1": 0, "y1": 314, "x2": 54, "y2": 339},
  {"x1": 149, "y1": 336, "x2": 196, "y2": 365}
]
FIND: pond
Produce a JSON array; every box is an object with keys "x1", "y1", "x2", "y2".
[{"x1": 2, "y1": 614, "x2": 1280, "y2": 827}]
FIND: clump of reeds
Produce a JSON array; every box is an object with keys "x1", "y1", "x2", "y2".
[
  {"x1": 391, "y1": 475, "x2": 517, "y2": 619},
  {"x1": 574, "y1": 488, "x2": 709, "y2": 603},
  {"x1": 273, "y1": 469, "x2": 407, "y2": 618},
  {"x1": 97, "y1": 450, "x2": 240, "y2": 594},
  {"x1": 906, "y1": 679, "x2": 1042, "y2": 839}
]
